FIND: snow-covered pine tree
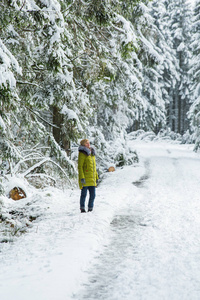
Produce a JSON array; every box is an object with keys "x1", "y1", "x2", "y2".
[
  {"x1": 68, "y1": 0, "x2": 167, "y2": 138},
  {"x1": 130, "y1": 0, "x2": 166, "y2": 132},
  {"x1": 149, "y1": 0, "x2": 178, "y2": 132},
  {"x1": 0, "y1": 2, "x2": 23, "y2": 166},
  {"x1": 162, "y1": 0, "x2": 192, "y2": 134},
  {"x1": 64, "y1": 0, "x2": 145, "y2": 140},
  {"x1": 0, "y1": 0, "x2": 81, "y2": 182},
  {"x1": 3, "y1": 0, "x2": 192, "y2": 185},
  {"x1": 188, "y1": 0, "x2": 200, "y2": 150},
  {"x1": 176, "y1": 0, "x2": 192, "y2": 134}
]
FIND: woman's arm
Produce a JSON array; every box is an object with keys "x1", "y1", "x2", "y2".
[{"x1": 78, "y1": 152, "x2": 85, "y2": 180}]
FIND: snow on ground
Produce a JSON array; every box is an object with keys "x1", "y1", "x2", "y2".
[{"x1": 1, "y1": 139, "x2": 200, "y2": 300}]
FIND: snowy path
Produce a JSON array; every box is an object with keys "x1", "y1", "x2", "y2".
[
  {"x1": 1, "y1": 141, "x2": 200, "y2": 300},
  {"x1": 73, "y1": 141, "x2": 200, "y2": 300}
]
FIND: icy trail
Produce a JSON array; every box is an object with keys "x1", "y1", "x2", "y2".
[{"x1": 1, "y1": 140, "x2": 200, "y2": 300}]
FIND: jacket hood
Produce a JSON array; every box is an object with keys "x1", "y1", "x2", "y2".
[{"x1": 78, "y1": 145, "x2": 96, "y2": 156}]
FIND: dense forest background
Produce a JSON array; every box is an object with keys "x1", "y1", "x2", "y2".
[{"x1": 0, "y1": 0, "x2": 200, "y2": 188}]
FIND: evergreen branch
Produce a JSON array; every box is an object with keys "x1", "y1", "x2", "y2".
[
  {"x1": 111, "y1": 23, "x2": 126, "y2": 34},
  {"x1": 17, "y1": 81, "x2": 43, "y2": 88},
  {"x1": 74, "y1": 20, "x2": 125, "y2": 80},
  {"x1": 22, "y1": 158, "x2": 49, "y2": 177},
  {"x1": 26, "y1": 9, "x2": 59, "y2": 13},
  {"x1": 88, "y1": 21, "x2": 111, "y2": 41},
  {"x1": 18, "y1": 28, "x2": 40, "y2": 32},
  {"x1": 22, "y1": 157, "x2": 72, "y2": 185},
  {"x1": 62, "y1": 0, "x2": 78, "y2": 14},
  {"x1": 25, "y1": 106, "x2": 60, "y2": 130},
  {"x1": 13, "y1": 156, "x2": 46, "y2": 174},
  {"x1": 19, "y1": 0, "x2": 26, "y2": 11},
  {"x1": 74, "y1": 20, "x2": 97, "y2": 51},
  {"x1": 25, "y1": 173, "x2": 56, "y2": 184},
  {"x1": 66, "y1": 52, "x2": 88, "y2": 62}
]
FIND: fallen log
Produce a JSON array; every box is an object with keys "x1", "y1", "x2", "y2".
[
  {"x1": 9, "y1": 187, "x2": 26, "y2": 201},
  {"x1": 108, "y1": 166, "x2": 115, "y2": 172}
]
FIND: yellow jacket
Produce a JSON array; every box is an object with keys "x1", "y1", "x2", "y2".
[{"x1": 78, "y1": 146, "x2": 98, "y2": 189}]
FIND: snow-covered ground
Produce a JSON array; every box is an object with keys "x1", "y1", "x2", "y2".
[{"x1": 1, "y1": 139, "x2": 200, "y2": 300}]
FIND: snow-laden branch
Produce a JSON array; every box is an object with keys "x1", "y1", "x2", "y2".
[
  {"x1": 22, "y1": 158, "x2": 72, "y2": 185},
  {"x1": 111, "y1": 23, "x2": 126, "y2": 34},
  {"x1": 62, "y1": 0, "x2": 78, "y2": 13},
  {"x1": 25, "y1": 106, "x2": 60, "y2": 129},
  {"x1": 19, "y1": 0, "x2": 26, "y2": 11},
  {"x1": 25, "y1": 173, "x2": 56, "y2": 185},
  {"x1": 13, "y1": 156, "x2": 45, "y2": 174},
  {"x1": 17, "y1": 80, "x2": 43, "y2": 88}
]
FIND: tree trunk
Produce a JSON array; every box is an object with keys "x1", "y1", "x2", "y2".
[{"x1": 53, "y1": 107, "x2": 71, "y2": 156}]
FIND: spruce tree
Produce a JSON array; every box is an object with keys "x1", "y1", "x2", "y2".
[
  {"x1": 162, "y1": 0, "x2": 192, "y2": 134},
  {"x1": 188, "y1": 0, "x2": 200, "y2": 150},
  {"x1": 0, "y1": 2, "x2": 23, "y2": 165},
  {"x1": 132, "y1": 0, "x2": 166, "y2": 132},
  {"x1": 0, "y1": 0, "x2": 80, "y2": 180}
]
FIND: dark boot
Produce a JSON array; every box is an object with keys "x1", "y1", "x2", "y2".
[
  {"x1": 88, "y1": 208, "x2": 93, "y2": 212},
  {"x1": 80, "y1": 208, "x2": 86, "y2": 213}
]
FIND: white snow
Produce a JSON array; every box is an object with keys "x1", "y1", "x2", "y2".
[
  {"x1": 60, "y1": 104, "x2": 78, "y2": 120},
  {"x1": 0, "y1": 115, "x2": 6, "y2": 131},
  {"x1": 187, "y1": 0, "x2": 196, "y2": 7},
  {"x1": 4, "y1": 175, "x2": 29, "y2": 198},
  {"x1": 1, "y1": 139, "x2": 200, "y2": 300}
]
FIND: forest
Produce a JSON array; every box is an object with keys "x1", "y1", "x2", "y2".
[{"x1": 0, "y1": 0, "x2": 200, "y2": 190}]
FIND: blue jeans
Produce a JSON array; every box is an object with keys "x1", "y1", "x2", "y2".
[{"x1": 80, "y1": 186, "x2": 96, "y2": 209}]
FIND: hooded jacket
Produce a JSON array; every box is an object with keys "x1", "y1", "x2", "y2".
[{"x1": 78, "y1": 145, "x2": 98, "y2": 189}]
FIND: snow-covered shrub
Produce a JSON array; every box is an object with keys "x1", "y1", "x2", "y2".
[
  {"x1": 114, "y1": 151, "x2": 138, "y2": 167},
  {"x1": 111, "y1": 137, "x2": 139, "y2": 167},
  {"x1": 128, "y1": 130, "x2": 156, "y2": 141},
  {"x1": 128, "y1": 129, "x2": 195, "y2": 145},
  {"x1": 0, "y1": 190, "x2": 50, "y2": 243},
  {"x1": 191, "y1": 128, "x2": 200, "y2": 152},
  {"x1": 128, "y1": 130, "x2": 146, "y2": 140},
  {"x1": 0, "y1": 195, "x2": 30, "y2": 243},
  {"x1": 181, "y1": 130, "x2": 195, "y2": 144},
  {"x1": 0, "y1": 138, "x2": 76, "y2": 195},
  {"x1": 140, "y1": 132, "x2": 156, "y2": 141},
  {"x1": 156, "y1": 129, "x2": 182, "y2": 141},
  {"x1": 91, "y1": 130, "x2": 138, "y2": 171}
]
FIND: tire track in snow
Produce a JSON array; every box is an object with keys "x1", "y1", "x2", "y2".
[{"x1": 132, "y1": 159, "x2": 151, "y2": 188}]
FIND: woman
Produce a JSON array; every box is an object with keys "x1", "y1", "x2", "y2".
[{"x1": 78, "y1": 139, "x2": 98, "y2": 213}]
